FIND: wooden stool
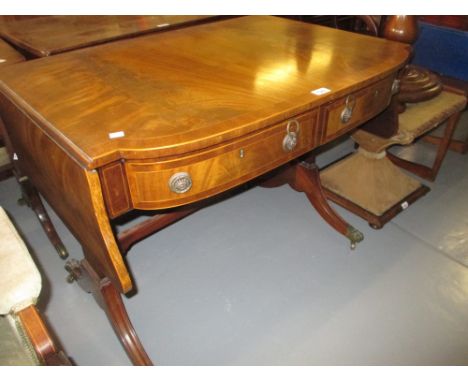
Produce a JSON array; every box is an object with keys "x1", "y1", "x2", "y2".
[
  {"x1": 0, "y1": 207, "x2": 71, "y2": 365},
  {"x1": 387, "y1": 89, "x2": 467, "y2": 181},
  {"x1": 424, "y1": 76, "x2": 468, "y2": 154},
  {"x1": 321, "y1": 89, "x2": 466, "y2": 228}
]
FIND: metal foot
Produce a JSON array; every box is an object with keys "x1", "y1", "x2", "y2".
[
  {"x1": 64, "y1": 259, "x2": 82, "y2": 283},
  {"x1": 346, "y1": 226, "x2": 364, "y2": 250}
]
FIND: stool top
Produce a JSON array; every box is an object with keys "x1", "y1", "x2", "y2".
[
  {"x1": 0, "y1": 207, "x2": 41, "y2": 314},
  {"x1": 399, "y1": 90, "x2": 467, "y2": 138}
]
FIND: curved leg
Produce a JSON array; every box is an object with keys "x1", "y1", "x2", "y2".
[
  {"x1": 100, "y1": 280, "x2": 153, "y2": 366},
  {"x1": 291, "y1": 161, "x2": 364, "y2": 249},
  {"x1": 66, "y1": 259, "x2": 153, "y2": 366},
  {"x1": 18, "y1": 177, "x2": 69, "y2": 259}
]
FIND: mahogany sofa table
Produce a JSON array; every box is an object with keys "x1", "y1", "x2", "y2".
[{"x1": 0, "y1": 16, "x2": 409, "y2": 365}]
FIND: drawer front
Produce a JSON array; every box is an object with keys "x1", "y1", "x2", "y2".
[
  {"x1": 321, "y1": 75, "x2": 395, "y2": 142},
  {"x1": 125, "y1": 109, "x2": 319, "y2": 209}
]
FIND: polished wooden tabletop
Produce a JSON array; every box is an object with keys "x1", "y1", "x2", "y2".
[
  {"x1": 0, "y1": 15, "x2": 218, "y2": 57},
  {"x1": 0, "y1": 16, "x2": 409, "y2": 170},
  {"x1": 0, "y1": 38, "x2": 25, "y2": 66}
]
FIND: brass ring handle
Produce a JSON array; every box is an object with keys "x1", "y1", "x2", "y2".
[
  {"x1": 340, "y1": 95, "x2": 356, "y2": 124},
  {"x1": 286, "y1": 119, "x2": 300, "y2": 135},
  {"x1": 168, "y1": 172, "x2": 192, "y2": 194},
  {"x1": 282, "y1": 119, "x2": 300, "y2": 152}
]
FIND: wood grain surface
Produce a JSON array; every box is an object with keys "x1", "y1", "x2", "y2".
[
  {"x1": 0, "y1": 99, "x2": 131, "y2": 292},
  {"x1": 125, "y1": 109, "x2": 319, "y2": 210},
  {"x1": 0, "y1": 16, "x2": 410, "y2": 293},
  {"x1": 0, "y1": 15, "x2": 219, "y2": 57},
  {"x1": 0, "y1": 38, "x2": 24, "y2": 66},
  {"x1": 0, "y1": 16, "x2": 410, "y2": 170}
]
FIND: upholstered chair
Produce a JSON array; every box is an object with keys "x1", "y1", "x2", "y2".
[{"x1": 0, "y1": 207, "x2": 71, "y2": 365}]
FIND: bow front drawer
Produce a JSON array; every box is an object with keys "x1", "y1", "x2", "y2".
[
  {"x1": 321, "y1": 75, "x2": 396, "y2": 142},
  {"x1": 121, "y1": 109, "x2": 319, "y2": 210}
]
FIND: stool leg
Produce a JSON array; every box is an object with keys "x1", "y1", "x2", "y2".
[
  {"x1": 18, "y1": 177, "x2": 69, "y2": 259},
  {"x1": 388, "y1": 111, "x2": 462, "y2": 181},
  {"x1": 65, "y1": 259, "x2": 153, "y2": 366},
  {"x1": 291, "y1": 161, "x2": 364, "y2": 249},
  {"x1": 426, "y1": 111, "x2": 463, "y2": 179},
  {"x1": 423, "y1": 135, "x2": 468, "y2": 154}
]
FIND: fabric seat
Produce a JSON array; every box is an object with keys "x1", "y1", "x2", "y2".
[
  {"x1": 0, "y1": 207, "x2": 42, "y2": 315},
  {"x1": 0, "y1": 206, "x2": 71, "y2": 365},
  {"x1": 0, "y1": 207, "x2": 42, "y2": 365},
  {"x1": 399, "y1": 91, "x2": 466, "y2": 139}
]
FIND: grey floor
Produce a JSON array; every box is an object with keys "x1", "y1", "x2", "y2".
[{"x1": 1, "y1": 134, "x2": 468, "y2": 366}]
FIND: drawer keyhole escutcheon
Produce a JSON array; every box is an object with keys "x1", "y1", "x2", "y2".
[
  {"x1": 282, "y1": 119, "x2": 301, "y2": 152},
  {"x1": 340, "y1": 94, "x2": 356, "y2": 124},
  {"x1": 168, "y1": 172, "x2": 192, "y2": 194}
]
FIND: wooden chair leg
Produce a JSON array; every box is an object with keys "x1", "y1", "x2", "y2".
[
  {"x1": 388, "y1": 111, "x2": 462, "y2": 181},
  {"x1": 65, "y1": 259, "x2": 153, "y2": 366},
  {"x1": 291, "y1": 161, "x2": 364, "y2": 249},
  {"x1": 18, "y1": 177, "x2": 69, "y2": 259},
  {"x1": 16, "y1": 305, "x2": 72, "y2": 365}
]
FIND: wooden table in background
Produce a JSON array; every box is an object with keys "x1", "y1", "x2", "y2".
[
  {"x1": 0, "y1": 15, "x2": 221, "y2": 57},
  {"x1": 0, "y1": 16, "x2": 409, "y2": 364}
]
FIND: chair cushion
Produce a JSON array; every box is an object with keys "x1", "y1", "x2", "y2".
[
  {"x1": 0, "y1": 315, "x2": 38, "y2": 365},
  {"x1": 0, "y1": 207, "x2": 41, "y2": 314}
]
